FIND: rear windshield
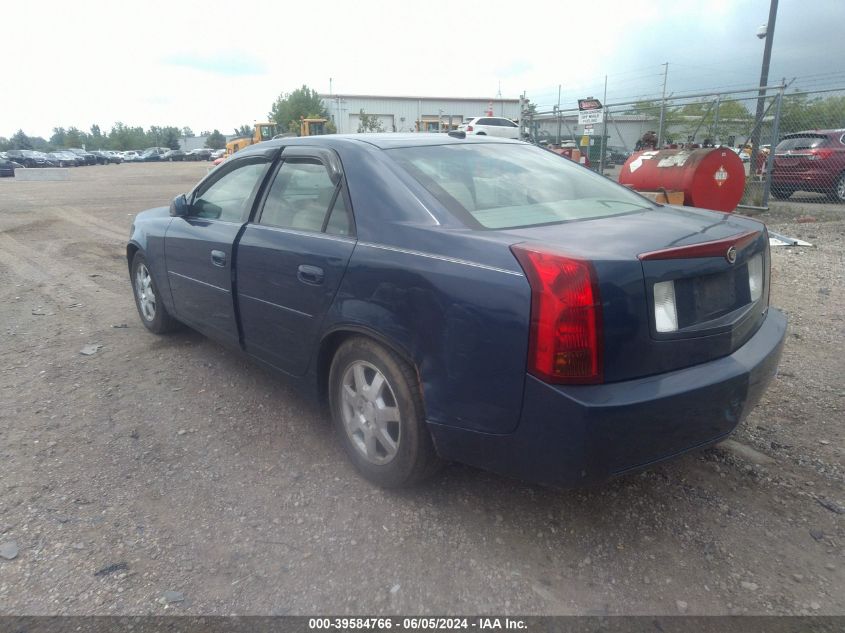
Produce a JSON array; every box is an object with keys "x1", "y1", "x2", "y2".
[
  {"x1": 777, "y1": 135, "x2": 828, "y2": 151},
  {"x1": 388, "y1": 143, "x2": 652, "y2": 229}
]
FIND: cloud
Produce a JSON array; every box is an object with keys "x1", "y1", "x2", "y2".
[{"x1": 163, "y1": 51, "x2": 268, "y2": 76}]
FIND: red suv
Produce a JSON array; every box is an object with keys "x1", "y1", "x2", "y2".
[{"x1": 771, "y1": 129, "x2": 845, "y2": 201}]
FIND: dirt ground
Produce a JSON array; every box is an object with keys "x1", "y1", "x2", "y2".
[{"x1": 0, "y1": 163, "x2": 841, "y2": 616}]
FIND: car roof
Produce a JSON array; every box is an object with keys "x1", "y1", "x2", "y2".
[
  {"x1": 783, "y1": 129, "x2": 845, "y2": 137},
  {"x1": 233, "y1": 132, "x2": 523, "y2": 156}
]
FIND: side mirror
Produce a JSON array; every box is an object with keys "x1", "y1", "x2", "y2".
[{"x1": 169, "y1": 194, "x2": 189, "y2": 217}]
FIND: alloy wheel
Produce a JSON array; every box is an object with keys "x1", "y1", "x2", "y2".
[
  {"x1": 340, "y1": 361, "x2": 401, "y2": 465},
  {"x1": 135, "y1": 263, "x2": 156, "y2": 321}
]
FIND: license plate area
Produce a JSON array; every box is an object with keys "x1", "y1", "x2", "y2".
[{"x1": 675, "y1": 268, "x2": 749, "y2": 329}]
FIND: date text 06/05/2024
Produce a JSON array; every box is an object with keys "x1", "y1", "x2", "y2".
[{"x1": 307, "y1": 617, "x2": 528, "y2": 630}]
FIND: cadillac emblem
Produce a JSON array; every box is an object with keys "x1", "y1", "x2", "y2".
[{"x1": 726, "y1": 246, "x2": 737, "y2": 264}]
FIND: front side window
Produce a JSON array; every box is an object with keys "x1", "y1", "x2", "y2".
[
  {"x1": 192, "y1": 160, "x2": 267, "y2": 222},
  {"x1": 389, "y1": 144, "x2": 653, "y2": 230},
  {"x1": 259, "y1": 158, "x2": 348, "y2": 234}
]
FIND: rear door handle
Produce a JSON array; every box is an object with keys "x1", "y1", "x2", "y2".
[
  {"x1": 211, "y1": 250, "x2": 226, "y2": 267},
  {"x1": 297, "y1": 264, "x2": 324, "y2": 285}
]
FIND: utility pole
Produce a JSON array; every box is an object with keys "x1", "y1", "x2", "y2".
[
  {"x1": 750, "y1": 0, "x2": 779, "y2": 180},
  {"x1": 599, "y1": 74, "x2": 608, "y2": 174},
  {"x1": 497, "y1": 80, "x2": 503, "y2": 116},
  {"x1": 657, "y1": 62, "x2": 669, "y2": 148}
]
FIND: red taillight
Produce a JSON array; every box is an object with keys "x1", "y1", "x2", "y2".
[
  {"x1": 511, "y1": 244, "x2": 603, "y2": 384},
  {"x1": 466, "y1": 125, "x2": 473, "y2": 132},
  {"x1": 808, "y1": 148, "x2": 834, "y2": 160}
]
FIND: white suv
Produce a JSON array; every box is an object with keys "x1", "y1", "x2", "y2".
[{"x1": 458, "y1": 117, "x2": 520, "y2": 139}]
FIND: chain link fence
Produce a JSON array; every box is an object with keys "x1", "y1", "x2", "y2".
[{"x1": 524, "y1": 85, "x2": 845, "y2": 209}]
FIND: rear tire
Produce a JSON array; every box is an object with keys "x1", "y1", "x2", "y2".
[
  {"x1": 130, "y1": 252, "x2": 180, "y2": 334},
  {"x1": 770, "y1": 186, "x2": 794, "y2": 200},
  {"x1": 830, "y1": 173, "x2": 845, "y2": 203},
  {"x1": 328, "y1": 337, "x2": 441, "y2": 488}
]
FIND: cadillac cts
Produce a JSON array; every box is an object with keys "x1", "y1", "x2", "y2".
[{"x1": 127, "y1": 134, "x2": 786, "y2": 488}]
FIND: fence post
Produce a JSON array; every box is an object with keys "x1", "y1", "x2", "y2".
[
  {"x1": 761, "y1": 84, "x2": 785, "y2": 208},
  {"x1": 555, "y1": 106, "x2": 561, "y2": 144},
  {"x1": 712, "y1": 95, "x2": 721, "y2": 145}
]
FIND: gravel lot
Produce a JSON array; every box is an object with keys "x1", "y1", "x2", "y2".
[{"x1": 0, "y1": 163, "x2": 842, "y2": 615}]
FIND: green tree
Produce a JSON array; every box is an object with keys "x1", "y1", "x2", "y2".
[
  {"x1": 182, "y1": 127, "x2": 194, "y2": 137},
  {"x1": 673, "y1": 98, "x2": 752, "y2": 143},
  {"x1": 777, "y1": 92, "x2": 845, "y2": 137},
  {"x1": 50, "y1": 127, "x2": 67, "y2": 147},
  {"x1": 205, "y1": 129, "x2": 226, "y2": 149},
  {"x1": 0, "y1": 137, "x2": 10, "y2": 151},
  {"x1": 65, "y1": 127, "x2": 84, "y2": 148},
  {"x1": 157, "y1": 126, "x2": 182, "y2": 150},
  {"x1": 234, "y1": 124, "x2": 253, "y2": 137},
  {"x1": 356, "y1": 110, "x2": 384, "y2": 133},
  {"x1": 29, "y1": 137, "x2": 50, "y2": 152},
  {"x1": 11, "y1": 129, "x2": 33, "y2": 150},
  {"x1": 269, "y1": 85, "x2": 328, "y2": 135},
  {"x1": 88, "y1": 124, "x2": 105, "y2": 149},
  {"x1": 108, "y1": 122, "x2": 147, "y2": 150}
]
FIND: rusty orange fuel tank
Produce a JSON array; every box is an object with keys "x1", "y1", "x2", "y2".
[{"x1": 618, "y1": 147, "x2": 745, "y2": 212}]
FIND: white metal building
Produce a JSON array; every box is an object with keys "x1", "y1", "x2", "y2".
[
  {"x1": 321, "y1": 94, "x2": 521, "y2": 134},
  {"x1": 532, "y1": 113, "x2": 656, "y2": 151}
]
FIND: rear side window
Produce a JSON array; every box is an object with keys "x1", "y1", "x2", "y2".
[
  {"x1": 776, "y1": 135, "x2": 828, "y2": 151},
  {"x1": 389, "y1": 144, "x2": 652, "y2": 230},
  {"x1": 259, "y1": 158, "x2": 350, "y2": 235},
  {"x1": 477, "y1": 118, "x2": 495, "y2": 125}
]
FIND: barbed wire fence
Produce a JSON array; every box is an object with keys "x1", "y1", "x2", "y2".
[{"x1": 522, "y1": 83, "x2": 845, "y2": 208}]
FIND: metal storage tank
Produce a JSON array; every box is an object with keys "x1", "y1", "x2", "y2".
[{"x1": 618, "y1": 148, "x2": 746, "y2": 212}]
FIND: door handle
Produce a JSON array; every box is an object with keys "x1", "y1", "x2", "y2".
[
  {"x1": 211, "y1": 250, "x2": 227, "y2": 267},
  {"x1": 297, "y1": 264, "x2": 324, "y2": 285}
]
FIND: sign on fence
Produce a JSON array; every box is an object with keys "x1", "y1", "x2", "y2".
[{"x1": 578, "y1": 98, "x2": 604, "y2": 125}]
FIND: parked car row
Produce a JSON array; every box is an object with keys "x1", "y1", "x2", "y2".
[
  {"x1": 0, "y1": 146, "x2": 225, "y2": 170},
  {"x1": 123, "y1": 147, "x2": 218, "y2": 162},
  {"x1": 0, "y1": 148, "x2": 123, "y2": 167}
]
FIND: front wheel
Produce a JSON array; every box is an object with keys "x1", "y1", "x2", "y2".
[
  {"x1": 130, "y1": 252, "x2": 180, "y2": 334},
  {"x1": 831, "y1": 173, "x2": 845, "y2": 203},
  {"x1": 329, "y1": 337, "x2": 441, "y2": 487}
]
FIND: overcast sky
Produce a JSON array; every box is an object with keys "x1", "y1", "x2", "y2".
[{"x1": 2, "y1": 0, "x2": 842, "y2": 139}]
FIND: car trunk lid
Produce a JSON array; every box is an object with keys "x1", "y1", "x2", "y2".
[{"x1": 501, "y1": 206, "x2": 770, "y2": 382}]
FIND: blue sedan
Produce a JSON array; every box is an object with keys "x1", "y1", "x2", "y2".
[{"x1": 127, "y1": 134, "x2": 786, "y2": 487}]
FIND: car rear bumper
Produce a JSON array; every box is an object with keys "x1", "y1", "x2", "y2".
[{"x1": 429, "y1": 307, "x2": 786, "y2": 487}]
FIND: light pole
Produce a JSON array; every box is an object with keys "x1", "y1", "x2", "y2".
[{"x1": 750, "y1": 0, "x2": 779, "y2": 176}]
